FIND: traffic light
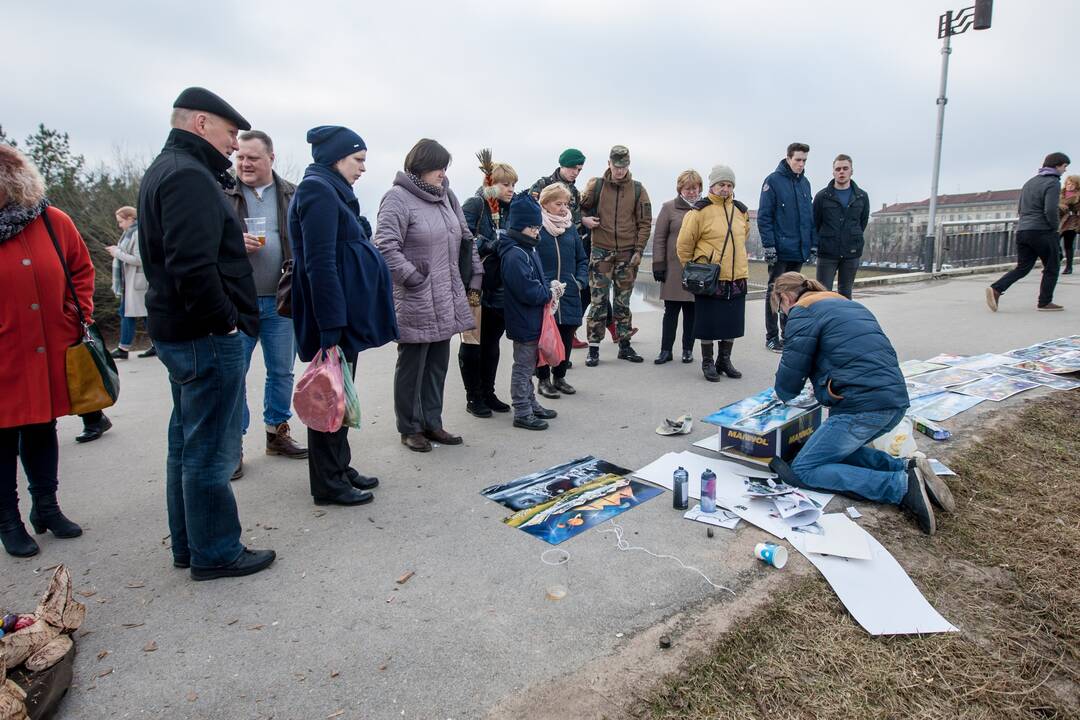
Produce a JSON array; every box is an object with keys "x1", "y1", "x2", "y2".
[{"x1": 973, "y1": 0, "x2": 993, "y2": 30}]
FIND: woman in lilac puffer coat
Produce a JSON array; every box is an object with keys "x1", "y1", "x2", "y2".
[{"x1": 374, "y1": 138, "x2": 482, "y2": 453}]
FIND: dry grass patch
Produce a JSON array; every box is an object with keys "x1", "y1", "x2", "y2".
[{"x1": 633, "y1": 393, "x2": 1080, "y2": 720}]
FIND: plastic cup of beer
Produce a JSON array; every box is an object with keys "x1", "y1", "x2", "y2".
[{"x1": 245, "y1": 217, "x2": 267, "y2": 246}]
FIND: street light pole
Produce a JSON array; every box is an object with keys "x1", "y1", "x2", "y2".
[{"x1": 924, "y1": 1, "x2": 993, "y2": 272}]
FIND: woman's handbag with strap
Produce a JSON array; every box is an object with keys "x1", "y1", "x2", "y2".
[
  {"x1": 41, "y1": 211, "x2": 120, "y2": 415},
  {"x1": 681, "y1": 257, "x2": 721, "y2": 296}
]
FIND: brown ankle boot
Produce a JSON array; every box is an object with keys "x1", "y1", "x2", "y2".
[{"x1": 266, "y1": 422, "x2": 309, "y2": 459}]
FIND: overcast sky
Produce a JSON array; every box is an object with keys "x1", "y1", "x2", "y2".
[{"x1": 7, "y1": 0, "x2": 1077, "y2": 214}]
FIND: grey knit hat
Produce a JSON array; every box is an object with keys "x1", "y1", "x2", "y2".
[{"x1": 708, "y1": 165, "x2": 736, "y2": 188}]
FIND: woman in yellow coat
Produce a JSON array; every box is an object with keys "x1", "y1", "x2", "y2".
[{"x1": 676, "y1": 165, "x2": 749, "y2": 382}]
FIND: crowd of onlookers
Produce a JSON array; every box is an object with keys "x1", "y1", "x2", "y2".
[{"x1": 0, "y1": 84, "x2": 1070, "y2": 579}]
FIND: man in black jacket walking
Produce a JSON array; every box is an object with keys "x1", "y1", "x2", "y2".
[
  {"x1": 987, "y1": 152, "x2": 1071, "y2": 312},
  {"x1": 138, "y1": 87, "x2": 275, "y2": 581},
  {"x1": 813, "y1": 154, "x2": 869, "y2": 299}
]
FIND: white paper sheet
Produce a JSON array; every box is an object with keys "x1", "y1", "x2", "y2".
[
  {"x1": 692, "y1": 434, "x2": 720, "y2": 452},
  {"x1": 683, "y1": 504, "x2": 741, "y2": 529},
  {"x1": 633, "y1": 450, "x2": 774, "y2": 500},
  {"x1": 794, "y1": 513, "x2": 872, "y2": 559},
  {"x1": 787, "y1": 525, "x2": 958, "y2": 635}
]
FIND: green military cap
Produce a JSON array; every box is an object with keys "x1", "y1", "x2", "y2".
[{"x1": 609, "y1": 145, "x2": 630, "y2": 167}]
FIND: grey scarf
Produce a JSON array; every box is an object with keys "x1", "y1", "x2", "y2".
[{"x1": 0, "y1": 199, "x2": 48, "y2": 242}]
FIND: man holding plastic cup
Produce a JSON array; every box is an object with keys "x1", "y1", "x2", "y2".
[{"x1": 226, "y1": 130, "x2": 307, "y2": 480}]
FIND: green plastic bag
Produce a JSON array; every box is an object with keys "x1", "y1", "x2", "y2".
[{"x1": 338, "y1": 347, "x2": 362, "y2": 429}]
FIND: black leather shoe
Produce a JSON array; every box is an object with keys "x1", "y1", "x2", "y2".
[
  {"x1": 467, "y1": 398, "x2": 493, "y2": 418},
  {"x1": 537, "y1": 379, "x2": 561, "y2": 398},
  {"x1": 314, "y1": 488, "x2": 374, "y2": 506},
  {"x1": 484, "y1": 394, "x2": 511, "y2": 413},
  {"x1": 173, "y1": 558, "x2": 191, "y2": 569},
  {"x1": 617, "y1": 342, "x2": 643, "y2": 363},
  {"x1": 681, "y1": 350, "x2": 693, "y2": 363},
  {"x1": 654, "y1": 350, "x2": 673, "y2": 365},
  {"x1": 110, "y1": 347, "x2": 129, "y2": 360},
  {"x1": 702, "y1": 359, "x2": 721, "y2": 382},
  {"x1": 513, "y1": 415, "x2": 549, "y2": 430},
  {"x1": 532, "y1": 406, "x2": 558, "y2": 420},
  {"x1": 190, "y1": 548, "x2": 276, "y2": 581},
  {"x1": 346, "y1": 468, "x2": 379, "y2": 491},
  {"x1": 553, "y1": 378, "x2": 575, "y2": 395},
  {"x1": 138, "y1": 346, "x2": 157, "y2": 358},
  {"x1": 75, "y1": 415, "x2": 113, "y2": 443},
  {"x1": 585, "y1": 347, "x2": 600, "y2": 367}
]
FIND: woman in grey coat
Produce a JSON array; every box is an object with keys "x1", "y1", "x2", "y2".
[
  {"x1": 375, "y1": 139, "x2": 483, "y2": 453},
  {"x1": 651, "y1": 170, "x2": 701, "y2": 364}
]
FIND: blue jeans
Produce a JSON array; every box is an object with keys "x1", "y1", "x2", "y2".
[
  {"x1": 118, "y1": 296, "x2": 146, "y2": 349},
  {"x1": 155, "y1": 335, "x2": 246, "y2": 568},
  {"x1": 791, "y1": 407, "x2": 909, "y2": 504},
  {"x1": 240, "y1": 296, "x2": 297, "y2": 433}
]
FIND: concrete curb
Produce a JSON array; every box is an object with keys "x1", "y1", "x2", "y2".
[{"x1": 744, "y1": 263, "x2": 1014, "y2": 299}]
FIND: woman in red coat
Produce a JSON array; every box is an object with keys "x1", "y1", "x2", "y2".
[{"x1": 0, "y1": 145, "x2": 90, "y2": 557}]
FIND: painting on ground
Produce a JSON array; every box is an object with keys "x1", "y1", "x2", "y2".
[{"x1": 482, "y1": 456, "x2": 662, "y2": 545}]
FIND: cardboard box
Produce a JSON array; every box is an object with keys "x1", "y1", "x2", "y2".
[{"x1": 718, "y1": 406, "x2": 822, "y2": 466}]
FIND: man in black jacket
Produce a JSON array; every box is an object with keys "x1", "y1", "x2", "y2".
[
  {"x1": 138, "y1": 87, "x2": 275, "y2": 581},
  {"x1": 813, "y1": 154, "x2": 869, "y2": 299}
]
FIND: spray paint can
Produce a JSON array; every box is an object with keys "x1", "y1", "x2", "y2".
[
  {"x1": 672, "y1": 467, "x2": 689, "y2": 510},
  {"x1": 700, "y1": 469, "x2": 717, "y2": 513}
]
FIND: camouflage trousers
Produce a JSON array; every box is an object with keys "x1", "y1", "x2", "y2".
[{"x1": 587, "y1": 247, "x2": 638, "y2": 344}]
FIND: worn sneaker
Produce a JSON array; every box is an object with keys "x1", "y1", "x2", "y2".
[
  {"x1": 913, "y1": 457, "x2": 956, "y2": 512},
  {"x1": 985, "y1": 287, "x2": 1000, "y2": 312},
  {"x1": 766, "y1": 338, "x2": 783, "y2": 353},
  {"x1": 553, "y1": 378, "x2": 576, "y2": 395},
  {"x1": 513, "y1": 415, "x2": 549, "y2": 431},
  {"x1": 537, "y1": 379, "x2": 561, "y2": 399},
  {"x1": 1037, "y1": 303, "x2": 1064, "y2": 311},
  {"x1": 901, "y1": 466, "x2": 937, "y2": 535}
]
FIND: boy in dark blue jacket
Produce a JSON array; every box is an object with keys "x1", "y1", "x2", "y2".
[
  {"x1": 771, "y1": 272, "x2": 955, "y2": 535},
  {"x1": 500, "y1": 193, "x2": 559, "y2": 430}
]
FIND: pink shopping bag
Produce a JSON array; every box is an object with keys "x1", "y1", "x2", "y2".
[
  {"x1": 293, "y1": 348, "x2": 345, "y2": 433},
  {"x1": 537, "y1": 302, "x2": 566, "y2": 368}
]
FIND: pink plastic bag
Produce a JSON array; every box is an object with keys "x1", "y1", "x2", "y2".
[
  {"x1": 537, "y1": 302, "x2": 566, "y2": 368},
  {"x1": 293, "y1": 348, "x2": 345, "y2": 433}
]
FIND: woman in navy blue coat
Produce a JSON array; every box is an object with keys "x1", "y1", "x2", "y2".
[
  {"x1": 771, "y1": 272, "x2": 954, "y2": 535},
  {"x1": 533, "y1": 183, "x2": 588, "y2": 399},
  {"x1": 289, "y1": 126, "x2": 397, "y2": 507}
]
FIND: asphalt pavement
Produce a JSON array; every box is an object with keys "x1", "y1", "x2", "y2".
[{"x1": 1, "y1": 270, "x2": 1075, "y2": 719}]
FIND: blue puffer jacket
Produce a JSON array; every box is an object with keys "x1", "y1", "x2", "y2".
[
  {"x1": 536, "y1": 224, "x2": 588, "y2": 327},
  {"x1": 774, "y1": 291, "x2": 909, "y2": 415},
  {"x1": 757, "y1": 159, "x2": 817, "y2": 262},
  {"x1": 499, "y1": 229, "x2": 552, "y2": 342},
  {"x1": 289, "y1": 164, "x2": 398, "y2": 362}
]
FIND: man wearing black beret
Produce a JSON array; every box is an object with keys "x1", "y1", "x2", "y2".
[{"x1": 138, "y1": 87, "x2": 276, "y2": 580}]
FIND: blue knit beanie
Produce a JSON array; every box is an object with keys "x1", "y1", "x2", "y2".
[
  {"x1": 306, "y1": 125, "x2": 367, "y2": 166},
  {"x1": 507, "y1": 192, "x2": 543, "y2": 232}
]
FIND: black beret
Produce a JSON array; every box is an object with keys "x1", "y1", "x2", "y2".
[{"x1": 173, "y1": 87, "x2": 251, "y2": 131}]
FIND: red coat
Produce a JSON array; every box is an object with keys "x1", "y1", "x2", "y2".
[{"x1": 0, "y1": 207, "x2": 95, "y2": 428}]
